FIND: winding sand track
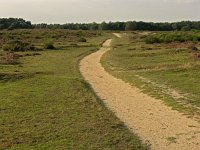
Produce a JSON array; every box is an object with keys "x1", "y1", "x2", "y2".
[{"x1": 79, "y1": 34, "x2": 200, "y2": 150}]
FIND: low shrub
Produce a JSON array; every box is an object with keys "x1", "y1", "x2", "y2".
[
  {"x1": 44, "y1": 39, "x2": 55, "y2": 49},
  {"x1": 188, "y1": 44, "x2": 198, "y2": 51},
  {"x1": 145, "y1": 32, "x2": 200, "y2": 44},
  {"x1": 76, "y1": 31, "x2": 84, "y2": 37},
  {"x1": 78, "y1": 37, "x2": 87, "y2": 42},
  {"x1": 70, "y1": 43, "x2": 78, "y2": 47},
  {"x1": 1, "y1": 52, "x2": 22, "y2": 64},
  {"x1": 3, "y1": 40, "x2": 35, "y2": 52},
  {"x1": 192, "y1": 53, "x2": 200, "y2": 60}
]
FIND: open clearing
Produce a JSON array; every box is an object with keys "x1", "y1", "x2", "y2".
[
  {"x1": 80, "y1": 34, "x2": 200, "y2": 150},
  {"x1": 0, "y1": 30, "x2": 148, "y2": 149},
  {"x1": 102, "y1": 31, "x2": 200, "y2": 117}
]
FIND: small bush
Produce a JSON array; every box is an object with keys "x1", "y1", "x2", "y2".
[
  {"x1": 188, "y1": 44, "x2": 198, "y2": 51},
  {"x1": 76, "y1": 31, "x2": 84, "y2": 37},
  {"x1": 44, "y1": 39, "x2": 55, "y2": 49},
  {"x1": 78, "y1": 37, "x2": 87, "y2": 42},
  {"x1": 70, "y1": 43, "x2": 78, "y2": 47},
  {"x1": 192, "y1": 53, "x2": 200, "y2": 60},
  {"x1": 3, "y1": 40, "x2": 35, "y2": 52},
  {"x1": 2, "y1": 52, "x2": 22, "y2": 64},
  {"x1": 145, "y1": 36, "x2": 160, "y2": 44}
]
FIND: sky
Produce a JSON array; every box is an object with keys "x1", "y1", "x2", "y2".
[{"x1": 0, "y1": 0, "x2": 199, "y2": 24}]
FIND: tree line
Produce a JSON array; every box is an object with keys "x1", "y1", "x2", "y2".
[
  {"x1": 1, "y1": 18, "x2": 200, "y2": 31},
  {"x1": 0, "y1": 18, "x2": 32, "y2": 30}
]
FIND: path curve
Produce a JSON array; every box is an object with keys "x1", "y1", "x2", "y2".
[{"x1": 79, "y1": 34, "x2": 200, "y2": 150}]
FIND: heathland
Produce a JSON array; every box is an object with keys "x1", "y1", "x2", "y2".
[
  {"x1": 0, "y1": 29, "x2": 148, "y2": 149},
  {"x1": 102, "y1": 31, "x2": 200, "y2": 118}
]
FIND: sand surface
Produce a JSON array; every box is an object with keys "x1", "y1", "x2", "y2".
[{"x1": 79, "y1": 34, "x2": 200, "y2": 150}]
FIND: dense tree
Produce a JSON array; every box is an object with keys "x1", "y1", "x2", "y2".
[
  {"x1": 0, "y1": 18, "x2": 32, "y2": 30},
  {"x1": 90, "y1": 22, "x2": 98, "y2": 30},
  {"x1": 98, "y1": 22, "x2": 109, "y2": 30},
  {"x1": 181, "y1": 26, "x2": 191, "y2": 31},
  {"x1": 125, "y1": 21, "x2": 137, "y2": 31},
  {"x1": 1, "y1": 18, "x2": 200, "y2": 31}
]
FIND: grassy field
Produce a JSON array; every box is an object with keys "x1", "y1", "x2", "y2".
[
  {"x1": 0, "y1": 30, "x2": 148, "y2": 149},
  {"x1": 102, "y1": 31, "x2": 200, "y2": 119}
]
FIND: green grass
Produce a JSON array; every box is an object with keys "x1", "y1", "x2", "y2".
[
  {"x1": 145, "y1": 31, "x2": 200, "y2": 44},
  {"x1": 102, "y1": 32, "x2": 200, "y2": 118},
  {"x1": 0, "y1": 30, "x2": 148, "y2": 150}
]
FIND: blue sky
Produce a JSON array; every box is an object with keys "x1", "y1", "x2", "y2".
[{"x1": 0, "y1": 0, "x2": 199, "y2": 23}]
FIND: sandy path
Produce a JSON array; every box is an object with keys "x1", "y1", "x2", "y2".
[
  {"x1": 79, "y1": 34, "x2": 200, "y2": 150},
  {"x1": 113, "y1": 33, "x2": 122, "y2": 38}
]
